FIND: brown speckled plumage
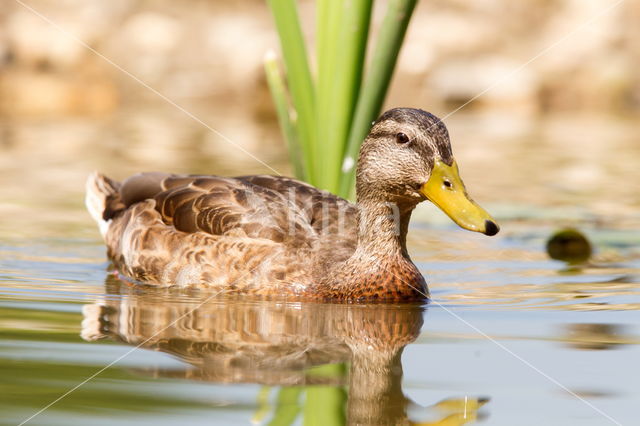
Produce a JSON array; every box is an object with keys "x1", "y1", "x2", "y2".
[{"x1": 86, "y1": 108, "x2": 463, "y2": 302}]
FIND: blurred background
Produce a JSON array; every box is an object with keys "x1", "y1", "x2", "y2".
[{"x1": 1, "y1": 0, "x2": 639, "y2": 238}]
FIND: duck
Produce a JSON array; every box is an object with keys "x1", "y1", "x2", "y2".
[{"x1": 85, "y1": 108, "x2": 499, "y2": 302}]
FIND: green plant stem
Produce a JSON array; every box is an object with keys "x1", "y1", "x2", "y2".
[
  {"x1": 251, "y1": 386, "x2": 272, "y2": 424},
  {"x1": 317, "y1": 0, "x2": 373, "y2": 193},
  {"x1": 316, "y1": 0, "x2": 341, "y2": 191},
  {"x1": 267, "y1": 0, "x2": 317, "y2": 184},
  {"x1": 268, "y1": 387, "x2": 303, "y2": 426},
  {"x1": 264, "y1": 51, "x2": 305, "y2": 180},
  {"x1": 338, "y1": 0, "x2": 418, "y2": 197},
  {"x1": 303, "y1": 364, "x2": 347, "y2": 426}
]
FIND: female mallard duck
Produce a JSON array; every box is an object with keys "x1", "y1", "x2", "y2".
[{"x1": 86, "y1": 108, "x2": 499, "y2": 302}]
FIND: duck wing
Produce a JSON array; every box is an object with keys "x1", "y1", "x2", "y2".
[
  {"x1": 111, "y1": 173, "x2": 356, "y2": 251},
  {"x1": 237, "y1": 175, "x2": 359, "y2": 264},
  {"x1": 236, "y1": 175, "x2": 358, "y2": 239}
]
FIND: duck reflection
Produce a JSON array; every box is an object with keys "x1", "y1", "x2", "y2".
[{"x1": 81, "y1": 275, "x2": 487, "y2": 425}]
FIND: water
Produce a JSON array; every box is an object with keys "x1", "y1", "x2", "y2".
[
  {"x1": 1, "y1": 112, "x2": 639, "y2": 425},
  {"x1": 1, "y1": 217, "x2": 639, "y2": 425}
]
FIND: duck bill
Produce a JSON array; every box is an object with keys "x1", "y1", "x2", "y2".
[{"x1": 420, "y1": 159, "x2": 499, "y2": 236}]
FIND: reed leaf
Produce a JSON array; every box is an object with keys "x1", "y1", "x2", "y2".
[
  {"x1": 268, "y1": 387, "x2": 303, "y2": 426},
  {"x1": 267, "y1": 0, "x2": 317, "y2": 183},
  {"x1": 316, "y1": 0, "x2": 341, "y2": 190},
  {"x1": 303, "y1": 364, "x2": 347, "y2": 426},
  {"x1": 338, "y1": 0, "x2": 418, "y2": 197},
  {"x1": 316, "y1": 0, "x2": 373, "y2": 193},
  {"x1": 264, "y1": 51, "x2": 305, "y2": 179}
]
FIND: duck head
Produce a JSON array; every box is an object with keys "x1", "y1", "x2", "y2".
[{"x1": 356, "y1": 108, "x2": 499, "y2": 236}]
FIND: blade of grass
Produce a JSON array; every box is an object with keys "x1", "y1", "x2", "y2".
[
  {"x1": 316, "y1": 0, "x2": 341, "y2": 191},
  {"x1": 316, "y1": 0, "x2": 341, "y2": 85},
  {"x1": 264, "y1": 50, "x2": 305, "y2": 180},
  {"x1": 316, "y1": 0, "x2": 373, "y2": 193},
  {"x1": 268, "y1": 387, "x2": 303, "y2": 426},
  {"x1": 251, "y1": 386, "x2": 273, "y2": 424},
  {"x1": 267, "y1": 0, "x2": 317, "y2": 184},
  {"x1": 303, "y1": 364, "x2": 347, "y2": 426},
  {"x1": 338, "y1": 0, "x2": 418, "y2": 197}
]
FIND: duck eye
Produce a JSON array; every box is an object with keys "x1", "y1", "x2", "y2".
[
  {"x1": 395, "y1": 132, "x2": 410, "y2": 144},
  {"x1": 443, "y1": 180, "x2": 452, "y2": 188}
]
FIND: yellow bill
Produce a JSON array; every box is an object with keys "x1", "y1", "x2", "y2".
[{"x1": 420, "y1": 159, "x2": 499, "y2": 236}]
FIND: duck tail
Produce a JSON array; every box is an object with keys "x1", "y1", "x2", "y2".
[{"x1": 85, "y1": 172, "x2": 123, "y2": 238}]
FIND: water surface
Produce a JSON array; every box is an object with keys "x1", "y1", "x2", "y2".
[
  {"x1": 1, "y1": 219, "x2": 639, "y2": 425},
  {"x1": 1, "y1": 113, "x2": 639, "y2": 425}
]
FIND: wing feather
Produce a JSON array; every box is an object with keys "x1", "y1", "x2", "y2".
[{"x1": 115, "y1": 173, "x2": 357, "y2": 252}]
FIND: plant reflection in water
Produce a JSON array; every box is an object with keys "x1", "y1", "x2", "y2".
[{"x1": 81, "y1": 275, "x2": 488, "y2": 425}]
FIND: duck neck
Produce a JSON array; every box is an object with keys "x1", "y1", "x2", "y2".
[
  {"x1": 355, "y1": 199, "x2": 415, "y2": 259},
  {"x1": 318, "y1": 197, "x2": 427, "y2": 301}
]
